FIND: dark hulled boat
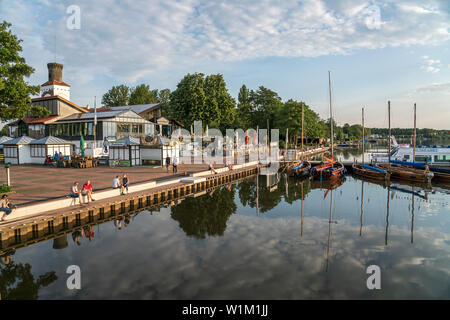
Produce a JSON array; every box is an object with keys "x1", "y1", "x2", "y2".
[
  {"x1": 376, "y1": 163, "x2": 434, "y2": 183},
  {"x1": 287, "y1": 161, "x2": 311, "y2": 178},
  {"x1": 352, "y1": 163, "x2": 390, "y2": 181},
  {"x1": 312, "y1": 161, "x2": 345, "y2": 180}
]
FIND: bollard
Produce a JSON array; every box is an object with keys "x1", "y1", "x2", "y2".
[{"x1": 5, "y1": 163, "x2": 11, "y2": 186}]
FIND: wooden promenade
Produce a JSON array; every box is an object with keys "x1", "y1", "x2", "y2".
[{"x1": 0, "y1": 164, "x2": 260, "y2": 255}]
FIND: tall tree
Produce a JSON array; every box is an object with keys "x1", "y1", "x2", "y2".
[
  {"x1": 157, "y1": 88, "x2": 172, "y2": 117},
  {"x1": 249, "y1": 86, "x2": 283, "y2": 130},
  {"x1": 236, "y1": 85, "x2": 252, "y2": 129},
  {"x1": 170, "y1": 73, "x2": 206, "y2": 128},
  {"x1": 170, "y1": 73, "x2": 235, "y2": 131},
  {"x1": 0, "y1": 21, "x2": 42, "y2": 121},
  {"x1": 101, "y1": 84, "x2": 130, "y2": 106},
  {"x1": 128, "y1": 84, "x2": 158, "y2": 105},
  {"x1": 204, "y1": 74, "x2": 236, "y2": 131}
]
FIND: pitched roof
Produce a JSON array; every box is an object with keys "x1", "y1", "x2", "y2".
[
  {"x1": 31, "y1": 95, "x2": 88, "y2": 113},
  {"x1": 30, "y1": 136, "x2": 72, "y2": 145},
  {"x1": 3, "y1": 136, "x2": 34, "y2": 145},
  {"x1": 108, "y1": 103, "x2": 163, "y2": 114},
  {"x1": 116, "y1": 136, "x2": 140, "y2": 145},
  {"x1": 41, "y1": 80, "x2": 71, "y2": 87},
  {"x1": 0, "y1": 136, "x2": 12, "y2": 144},
  {"x1": 8, "y1": 116, "x2": 60, "y2": 126}
]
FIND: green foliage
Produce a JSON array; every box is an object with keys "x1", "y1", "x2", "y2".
[
  {"x1": 101, "y1": 84, "x2": 130, "y2": 106},
  {"x1": 0, "y1": 124, "x2": 8, "y2": 136},
  {"x1": 29, "y1": 105, "x2": 50, "y2": 118},
  {"x1": 249, "y1": 86, "x2": 283, "y2": 130},
  {"x1": 0, "y1": 21, "x2": 40, "y2": 121},
  {"x1": 236, "y1": 85, "x2": 252, "y2": 129},
  {"x1": 0, "y1": 261, "x2": 57, "y2": 299},
  {"x1": 128, "y1": 84, "x2": 158, "y2": 105},
  {"x1": 0, "y1": 185, "x2": 11, "y2": 193},
  {"x1": 170, "y1": 73, "x2": 236, "y2": 131},
  {"x1": 170, "y1": 186, "x2": 237, "y2": 238}
]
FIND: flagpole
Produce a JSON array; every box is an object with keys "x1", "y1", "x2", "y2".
[{"x1": 94, "y1": 96, "x2": 97, "y2": 157}]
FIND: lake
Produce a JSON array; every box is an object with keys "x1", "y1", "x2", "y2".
[{"x1": 1, "y1": 172, "x2": 449, "y2": 299}]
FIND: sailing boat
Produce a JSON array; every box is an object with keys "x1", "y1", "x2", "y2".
[
  {"x1": 376, "y1": 102, "x2": 434, "y2": 183},
  {"x1": 312, "y1": 71, "x2": 345, "y2": 180},
  {"x1": 352, "y1": 107, "x2": 390, "y2": 181},
  {"x1": 287, "y1": 103, "x2": 311, "y2": 177}
]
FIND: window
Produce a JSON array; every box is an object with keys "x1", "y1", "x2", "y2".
[
  {"x1": 103, "y1": 122, "x2": 116, "y2": 138},
  {"x1": 117, "y1": 124, "x2": 130, "y2": 133},
  {"x1": 415, "y1": 155, "x2": 432, "y2": 162},
  {"x1": 31, "y1": 145, "x2": 46, "y2": 157},
  {"x1": 145, "y1": 124, "x2": 154, "y2": 136},
  {"x1": 4, "y1": 146, "x2": 18, "y2": 158},
  {"x1": 132, "y1": 124, "x2": 142, "y2": 134},
  {"x1": 434, "y1": 155, "x2": 450, "y2": 163}
]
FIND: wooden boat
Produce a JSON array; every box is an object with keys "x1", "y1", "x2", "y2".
[
  {"x1": 352, "y1": 163, "x2": 390, "y2": 181},
  {"x1": 376, "y1": 163, "x2": 434, "y2": 183},
  {"x1": 312, "y1": 160, "x2": 345, "y2": 180},
  {"x1": 287, "y1": 161, "x2": 311, "y2": 178},
  {"x1": 389, "y1": 160, "x2": 450, "y2": 182}
]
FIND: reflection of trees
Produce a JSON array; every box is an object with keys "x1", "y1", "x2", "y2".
[
  {"x1": 0, "y1": 262, "x2": 57, "y2": 300},
  {"x1": 237, "y1": 176, "x2": 312, "y2": 213},
  {"x1": 171, "y1": 186, "x2": 237, "y2": 238}
]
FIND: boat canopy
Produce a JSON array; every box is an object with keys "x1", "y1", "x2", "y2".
[{"x1": 362, "y1": 163, "x2": 387, "y2": 174}]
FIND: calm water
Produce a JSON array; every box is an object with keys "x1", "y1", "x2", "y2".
[{"x1": 1, "y1": 174, "x2": 450, "y2": 299}]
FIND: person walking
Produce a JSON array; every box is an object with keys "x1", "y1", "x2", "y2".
[
  {"x1": 165, "y1": 155, "x2": 171, "y2": 173},
  {"x1": 121, "y1": 174, "x2": 129, "y2": 195},
  {"x1": 172, "y1": 157, "x2": 178, "y2": 173}
]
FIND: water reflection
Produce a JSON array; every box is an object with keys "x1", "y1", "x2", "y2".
[
  {"x1": 0, "y1": 173, "x2": 449, "y2": 299},
  {"x1": 171, "y1": 186, "x2": 237, "y2": 238}
]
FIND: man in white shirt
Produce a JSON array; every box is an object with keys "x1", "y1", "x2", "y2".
[
  {"x1": 112, "y1": 176, "x2": 121, "y2": 191},
  {"x1": 172, "y1": 157, "x2": 179, "y2": 173}
]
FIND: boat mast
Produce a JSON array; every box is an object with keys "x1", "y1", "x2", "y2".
[
  {"x1": 326, "y1": 188, "x2": 333, "y2": 272},
  {"x1": 385, "y1": 187, "x2": 390, "y2": 246},
  {"x1": 328, "y1": 71, "x2": 334, "y2": 159},
  {"x1": 411, "y1": 186, "x2": 415, "y2": 244},
  {"x1": 362, "y1": 107, "x2": 365, "y2": 164},
  {"x1": 300, "y1": 181, "x2": 304, "y2": 237},
  {"x1": 388, "y1": 101, "x2": 391, "y2": 166},
  {"x1": 413, "y1": 103, "x2": 416, "y2": 162},
  {"x1": 301, "y1": 102, "x2": 304, "y2": 153}
]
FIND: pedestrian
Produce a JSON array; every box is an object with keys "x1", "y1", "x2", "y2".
[
  {"x1": 112, "y1": 175, "x2": 121, "y2": 191},
  {"x1": 121, "y1": 174, "x2": 129, "y2": 195},
  {"x1": 54, "y1": 151, "x2": 59, "y2": 161},
  {"x1": 0, "y1": 194, "x2": 15, "y2": 221},
  {"x1": 69, "y1": 182, "x2": 84, "y2": 206},
  {"x1": 59, "y1": 151, "x2": 64, "y2": 160},
  {"x1": 165, "y1": 155, "x2": 171, "y2": 172},
  {"x1": 82, "y1": 180, "x2": 95, "y2": 203},
  {"x1": 172, "y1": 157, "x2": 178, "y2": 173}
]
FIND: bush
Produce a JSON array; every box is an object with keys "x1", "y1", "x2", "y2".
[{"x1": 0, "y1": 185, "x2": 12, "y2": 193}]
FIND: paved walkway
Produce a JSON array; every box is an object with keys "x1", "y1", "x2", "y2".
[{"x1": 0, "y1": 164, "x2": 223, "y2": 206}]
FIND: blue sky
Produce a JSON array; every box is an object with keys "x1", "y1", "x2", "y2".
[{"x1": 1, "y1": 0, "x2": 449, "y2": 129}]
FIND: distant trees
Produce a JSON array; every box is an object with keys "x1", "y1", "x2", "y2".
[{"x1": 101, "y1": 85, "x2": 130, "y2": 106}]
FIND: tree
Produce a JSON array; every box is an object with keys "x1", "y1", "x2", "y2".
[
  {"x1": 0, "y1": 21, "x2": 41, "y2": 121},
  {"x1": 170, "y1": 73, "x2": 235, "y2": 131},
  {"x1": 29, "y1": 105, "x2": 50, "y2": 118},
  {"x1": 157, "y1": 88, "x2": 172, "y2": 117},
  {"x1": 236, "y1": 85, "x2": 252, "y2": 129},
  {"x1": 101, "y1": 84, "x2": 130, "y2": 106},
  {"x1": 204, "y1": 74, "x2": 236, "y2": 131},
  {"x1": 249, "y1": 86, "x2": 283, "y2": 130},
  {"x1": 128, "y1": 84, "x2": 158, "y2": 105},
  {"x1": 170, "y1": 73, "x2": 206, "y2": 129}
]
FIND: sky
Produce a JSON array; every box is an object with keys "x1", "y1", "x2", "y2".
[{"x1": 1, "y1": 0, "x2": 449, "y2": 129}]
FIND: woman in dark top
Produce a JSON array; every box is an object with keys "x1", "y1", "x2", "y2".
[{"x1": 121, "y1": 174, "x2": 129, "y2": 195}]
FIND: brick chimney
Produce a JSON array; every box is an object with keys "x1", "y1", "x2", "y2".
[{"x1": 47, "y1": 62, "x2": 63, "y2": 82}]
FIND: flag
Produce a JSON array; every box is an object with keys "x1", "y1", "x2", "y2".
[
  {"x1": 94, "y1": 97, "x2": 97, "y2": 126},
  {"x1": 80, "y1": 135, "x2": 85, "y2": 158}
]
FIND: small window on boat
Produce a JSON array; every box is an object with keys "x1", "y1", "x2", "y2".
[
  {"x1": 434, "y1": 155, "x2": 450, "y2": 163},
  {"x1": 404, "y1": 155, "x2": 410, "y2": 160},
  {"x1": 415, "y1": 155, "x2": 432, "y2": 162}
]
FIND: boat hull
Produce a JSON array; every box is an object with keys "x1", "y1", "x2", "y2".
[
  {"x1": 287, "y1": 161, "x2": 311, "y2": 178},
  {"x1": 352, "y1": 163, "x2": 390, "y2": 181},
  {"x1": 376, "y1": 164, "x2": 433, "y2": 183},
  {"x1": 312, "y1": 162, "x2": 345, "y2": 180}
]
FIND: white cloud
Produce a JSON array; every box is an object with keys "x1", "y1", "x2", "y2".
[{"x1": 420, "y1": 56, "x2": 442, "y2": 73}]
